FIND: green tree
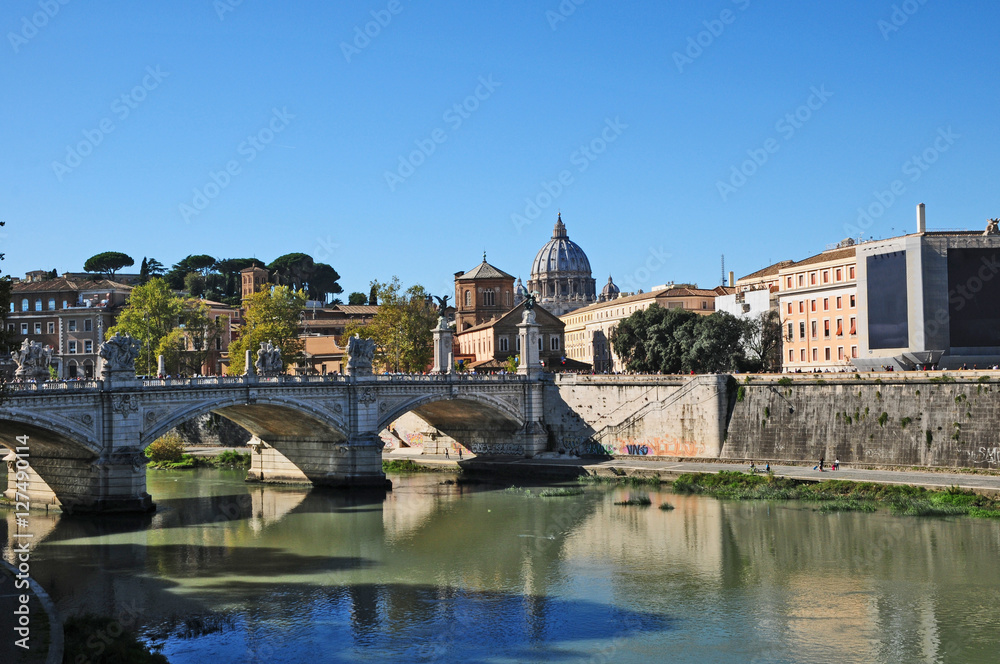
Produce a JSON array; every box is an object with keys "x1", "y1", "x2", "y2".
[
  {"x1": 742, "y1": 309, "x2": 783, "y2": 372},
  {"x1": 611, "y1": 305, "x2": 749, "y2": 374},
  {"x1": 344, "y1": 277, "x2": 435, "y2": 373},
  {"x1": 308, "y1": 262, "x2": 343, "y2": 302},
  {"x1": 228, "y1": 285, "x2": 306, "y2": 374},
  {"x1": 368, "y1": 284, "x2": 378, "y2": 305},
  {"x1": 106, "y1": 278, "x2": 184, "y2": 375},
  {"x1": 166, "y1": 255, "x2": 214, "y2": 290},
  {"x1": 184, "y1": 272, "x2": 206, "y2": 298},
  {"x1": 139, "y1": 257, "x2": 149, "y2": 284},
  {"x1": 83, "y1": 251, "x2": 135, "y2": 278},
  {"x1": 187, "y1": 254, "x2": 217, "y2": 277},
  {"x1": 347, "y1": 291, "x2": 368, "y2": 305}
]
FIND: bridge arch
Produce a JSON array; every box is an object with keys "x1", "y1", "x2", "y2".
[
  {"x1": 141, "y1": 394, "x2": 349, "y2": 447},
  {"x1": 378, "y1": 393, "x2": 526, "y2": 456},
  {"x1": 0, "y1": 409, "x2": 103, "y2": 458}
]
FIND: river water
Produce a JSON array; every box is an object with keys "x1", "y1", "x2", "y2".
[{"x1": 4, "y1": 468, "x2": 1000, "y2": 663}]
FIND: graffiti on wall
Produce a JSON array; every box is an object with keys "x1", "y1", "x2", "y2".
[
  {"x1": 469, "y1": 442, "x2": 524, "y2": 456},
  {"x1": 564, "y1": 434, "x2": 705, "y2": 458},
  {"x1": 968, "y1": 447, "x2": 1000, "y2": 465}
]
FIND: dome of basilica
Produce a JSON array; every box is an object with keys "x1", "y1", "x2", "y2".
[
  {"x1": 527, "y1": 213, "x2": 596, "y2": 317},
  {"x1": 530, "y1": 214, "x2": 592, "y2": 276}
]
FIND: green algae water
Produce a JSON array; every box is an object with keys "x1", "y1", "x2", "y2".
[{"x1": 4, "y1": 468, "x2": 1000, "y2": 663}]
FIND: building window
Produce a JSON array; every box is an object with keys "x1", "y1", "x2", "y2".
[
  {"x1": 84, "y1": 340, "x2": 93, "y2": 353},
  {"x1": 838, "y1": 347, "x2": 844, "y2": 360},
  {"x1": 538, "y1": 337, "x2": 543, "y2": 351},
  {"x1": 824, "y1": 320, "x2": 830, "y2": 338},
  {"x1": 849, "y1": 317, "x2": 856, "y2": 335},
  {"x1": 84, "y1": 319, "x2": 92, "y2": 332},
  {"x1": 825, "y1": 348, "x2": 831, "y2": 361},
  {"x1": 789, "y1": 349, "x2": 794, "y2": 362},
  {"x1": 849, "y1": 266, "x2": 855, "y2": 279},
  {"x1": 836, "y1": 319, "x2": 843, "y2": 336},
  {"x1": 798, "y1": 275, "x2": 804, "y2": 287},
  {"x1": 798, "y1": 301, "x2": 804, "y2": 313},
  {"x1": 48, "y1": 298, "x2": 55, "y2": 310},
  {"x1": 836, "y1": 296, "x2": 842, "y2": 309},
  {"x1": 465, "y1": 290, "x2": 471, "y2": 307},
  {"x1": 810, "y1": 273, "x2": 816, "y2": 285},
  {"x1": 812, "y1": 348, "x2": 818, "y2": 361},
  {"x1": 836, "y1": 269, "x2": 842, "y2": 281},
  {"x1": 787, "y1": 302, "x2": 792, "y2": 315},
  {"x1": 516, "y1": 337, "x2": 521, "y2": 351},
  {"x1": 20, "y1": 323, "x2": 28, "y2": 335},
  {"x1": 823, "y1": 271, "x2": 829, "y2": 283},
  {"x1": 787, "y1": 323, "x2": 793, "y2": 340},
  {"x1": 68, "y1": 363, "x2": 78, "y2": 379},
  {"x1": 849, "y1": 294, "x2": 856, "y2": 308},
  {"x1": 35, "y1": 299, "x2": 42, "y2": 312},
  {"x1": 505, "y1": 291, "x2": 511, "y2": 307},
  {"x1": 68, "y1": 320, "x2": 77, "y2": 332},
  {"x1": 63, "y1": 300, "x2": 68, "y2": 309},
  {"x1": 811, "y1": 300, "x2": 816, "y2": 312},
  {"x1": 47, "y1": 322, "x2": 55, "y2": 334},
  {"x1": 823, "y1": 298, "x2": 829, "y2": 311},
  {"x1": 551, "y1": 337, "x2": 559, "y2": 351},
  {"x1": 787, "y1": 277, "x2": 793, "y2": 288},
  {"x1": 21, "y1": 298, "x2": 28, "y2": 311},
  {"x1": 34, "y1": 323, "x2": 42, "y2": 334},
  {"x1": 851, "y1": 346, "x2": 858, "y2": 358},
  {"x1": 499, "y1": 337, "x2": 509, "y2": 352},
  {"x1": 799, "y1": 322, "x2": 806, "y2": 339},
  {"x1": 800, "y1": 349, "x2": 806, "y2": 361},
  {"x1": 483, "y1": 290, "x2": 495, "y2": 306},
  {"x1": 69, "y1": 341, "x2": 77, "y2": 354}
]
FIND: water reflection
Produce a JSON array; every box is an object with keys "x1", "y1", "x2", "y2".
[{"x1": 2, "y1": 469, "x2": 1000, "y2": 663}]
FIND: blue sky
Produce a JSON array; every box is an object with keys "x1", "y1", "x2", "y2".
[{"x1": 2, "y1": 1, "x2": 998, "y2": 298}]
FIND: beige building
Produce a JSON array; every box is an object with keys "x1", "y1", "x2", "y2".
[
  {"x1": 453, "y1": 256, "x2": 515, "y2": 332},
  {"x1": 561, "y1": 286, "x2": 726, "y2": 372}
]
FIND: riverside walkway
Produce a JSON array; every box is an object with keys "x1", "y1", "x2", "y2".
[{"x1": 383, "y1": 449, "x2": 1000, "y2": 495}]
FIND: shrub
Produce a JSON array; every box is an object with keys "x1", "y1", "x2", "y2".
[
  {"x1": 900, "y1": 416, "x2": 912, "y2": 428},
  {"x1": 737, "y1": 386, "x2": 746, "y2": 402},
  {"x1": 145, "y1": 433, "x2": 185, "y2": 463},
  {"x1": 777, "y1": 377, "x2": 792, "y2": 386},
  {"x1": 614, "y1": 495, "x2": 652, "y2": 506}
]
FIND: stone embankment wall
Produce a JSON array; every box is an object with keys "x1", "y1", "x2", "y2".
[
  {"x1": 543, "y1": 374, "x2": 731, "y2": 459},
  {"x1": 724, "y1": 372, "x2": 1000, "y2": 470}
]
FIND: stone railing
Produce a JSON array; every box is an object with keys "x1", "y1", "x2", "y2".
[{"x1": 4, "y1": 380, "x2": 103, "y2": 392}]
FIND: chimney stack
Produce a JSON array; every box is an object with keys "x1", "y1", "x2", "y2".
[
  {"x1": 728, "y1": 271, "x2": 735, "y2": 287},
  {"x1": 917, "y1": 203, "x2": 926, "y2": 233}
]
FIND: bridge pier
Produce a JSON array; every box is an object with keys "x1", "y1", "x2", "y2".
[
  {"x1": 3, "y1": 449, "x2": 153, "y2": 514},
  {"x1": 247, "y1": 435, "x2": 388, "y2": 489}
]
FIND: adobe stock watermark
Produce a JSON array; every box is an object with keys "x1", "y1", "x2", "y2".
[
  {"x1": 716, "y1": 84, "x2": 833, "y2": 201},
  {"x1": 213, "y1": 0, "x2": 245, "y2": 21},
  {"x1": 617, "y1": 246, "x2": 671, "y2": 294},
  {"x1": 383, "y1": 75, "x2": 501, "y2": 192},
  {"x1": 877, "y1": 0, "x2": 930, "y2": 40},
  {"x1": 179, "y1": 107, "x2": 294, "y2": 223},
  {"x1": 341, "y1": 0, "x2": 407, "y2": 63},
  {"x1": 672, "y1": 0, "x2": 751, "y2": 73},
  {"x1": 11, "y1": 435, "x2": 33, "y2": 651},
  {"x1": 7, "y1": 0, "x2": 71, "y2": 54},
  {"x1": 546, "y1": 0, "x2": 587, "y2": 31},
  {"x1": 844, "y1": 126, "x2": 958, "y2": 237},
  {"x1": 51, "y1": 66, "x2": 170, "y2": 182},
  {"x1": 511, "y1": 117, "x2": 627, "y2": 233}
]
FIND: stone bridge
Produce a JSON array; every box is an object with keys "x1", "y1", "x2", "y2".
[{"x1": 0, "y1": 373, "x2": 546, "y2": 513}]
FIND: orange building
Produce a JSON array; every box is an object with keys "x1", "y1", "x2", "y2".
[{"x1": 777, "y1": 244, "x2": 858, "y2": 372}]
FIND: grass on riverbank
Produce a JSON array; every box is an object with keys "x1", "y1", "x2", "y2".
[
  {"x1": 579, "y1": 474, "x2": 664, "y2": 487},
  {"x1": 382, "y1": 459, "x2": 452, "y2": 473},
  {"x1": 147, "y1": 450, "x2": 250, "y2": 470},
  {"x1": 671, "y1": 471, "x2": 1000, "y2": 518}
]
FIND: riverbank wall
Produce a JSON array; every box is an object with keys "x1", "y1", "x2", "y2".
[{"x1": 723, "y1": 372, "x2": 1000, "y2": 470}]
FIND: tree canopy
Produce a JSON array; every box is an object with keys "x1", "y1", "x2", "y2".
[
  {"x1": 343, "y1": 277, "x2": 435, "y2": 373},
  {"x1": 227, "y1": 285, "x2": 306, "y2": 374},
  {"x1": 83, "y1": 251, "x2": 135, "y2": 278},
  {"x1": 106, "y1": 278, "x2": 185, "y2": 375},
  {"x1": 347, "y1": 292, "x2": 368, "y2": 305},
  {"x1": 611, "y1": 305, "x2": 757, "y2": 374},
  {"x1": 267, "y1": 253, "x2": 343, "y2": 302}
]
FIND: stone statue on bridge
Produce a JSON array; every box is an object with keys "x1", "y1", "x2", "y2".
[
  {"x1": 99, "y1": 333, "x2": 141, "y2": 379},
  {"x1": 12, "y1": 339, "x2": 52, "y2": 381},
  {"x1": 346, "y1": 335, "x2": 376, "y2": 376},
  {"x1": 255, "y1": 341, "x2": 282, "y2": 377},
  {"x1": 985, "y1": 218, "x2": 999, "y2": 236}
]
